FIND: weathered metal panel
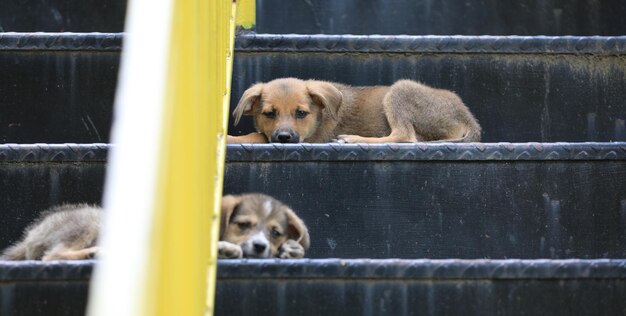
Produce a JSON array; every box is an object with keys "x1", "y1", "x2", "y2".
[
  {"x1": 256, "y1": 0, "x2": 626, "y2": 36},
  {"x1": 0, "y1": 0, "x2": 126, "y2": 32}
]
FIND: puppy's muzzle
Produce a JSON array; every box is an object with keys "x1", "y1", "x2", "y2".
[
  {"x1": 242, "y1": 232, "x2": 271, "y2": 258},
  {"x1": 271, "y1": 129, "x2": 300, "y2": 143}
]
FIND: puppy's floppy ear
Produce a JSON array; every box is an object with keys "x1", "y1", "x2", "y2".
[
  {"x1": 306, "y1": 80, "x2": 342, "y2": 120},
  {"x1": 233, "y1": 83, "x2": 264, "y2": 126},
  {"x1": 220, "y1": 195, "x2": 241, "y2": 239},
  {"x1": 285, "y1": 208, "x2": 310, "y2": 250}
]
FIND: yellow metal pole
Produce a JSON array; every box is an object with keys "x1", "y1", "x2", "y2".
[
  {"x1": 235, "y1": 0, "x2": 256, "y2": 30},
  {"x1": 87, "y1": 0, "x2": 235, "y2": 315},
  {"x1": 145, "y1": 0, "x2": 232, "y2": 315}
]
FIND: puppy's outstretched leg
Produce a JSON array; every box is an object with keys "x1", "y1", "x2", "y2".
[
  {"x1": 42, "y1": 245, "x2": 100, "y2": 261},
  {"x1": 227, "y1": 133, "x2": 268, "y2": 144},
  {"x1": 218, "y1": 241, "x2": 243, "y2": 259},
  {"x1": 277, "y1": 239, "x2": 305, "y2": 259}
]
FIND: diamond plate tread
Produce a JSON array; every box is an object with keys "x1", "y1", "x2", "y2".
[
  {"x1": 0, "y1": 33, "x2": 122, "y2": 51},
  {"x1": 226, "y1": 143, "x2": 626, "y2": 162},
  {"x1": 0, "y1": 144, "x2": 109, "y2": 162},
  {"x1": 1, "y1": 143, "x2": 625, "y2": 162}
]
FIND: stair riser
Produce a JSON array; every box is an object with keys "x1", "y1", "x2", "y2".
[
  {"x1": 0, "y1": 50, "x2": 118, "y2": 143},
  {"x1": 256, "y1": 0, "x2": 626, "y2": 36},
  {"x1": 0, "y1": 0, "x2": 126, "y2": 32},
  {"x1": 216, "y1": 279, "x2": 626, "y2": 316},
  {"x1": 5, "y1": 279, "x2": 625, "y2": 316},
  {"x1": 225, "y1": 160, "x2": 626, "y2": 258}
]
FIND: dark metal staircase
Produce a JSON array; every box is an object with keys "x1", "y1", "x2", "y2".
[{"x1": 1, "y1": 1, "x2": 625, "y2": 315}]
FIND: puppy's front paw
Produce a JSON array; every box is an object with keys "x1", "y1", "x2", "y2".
[
  {"x1": 85, "y1": 247, "x2": 100, "y2": 259},
  {"x1": 335, "y1": 134, "x2": 365, "y2": 144},
  {"x1": 277, "y1": 239, "x2": 305, "y2": 259},
  {"x1": 218, "y1": 241, "x2": 243, "y2": 259}
]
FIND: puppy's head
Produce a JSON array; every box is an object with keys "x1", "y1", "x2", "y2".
[
  {"x1": 232, "y1": 78, "x2": 342, "y2": 143},
  {"x1": 220, "y1": 193, "x2": 309, "y2": 258}
]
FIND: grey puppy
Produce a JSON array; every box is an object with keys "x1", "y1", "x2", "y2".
[{"x1": 2, "y1": 204, "x2": 101, "y2": 260}]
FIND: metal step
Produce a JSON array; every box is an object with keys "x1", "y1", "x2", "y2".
[
  {"x1": 1, "y1": 33, "x2": 625, "y2": 143},
  {"x1": 1, "y1": 143, "x2": 624, "y2": 259},
  {"x1": 1, "y1": 259, "x2": 625, "y2": 316}
]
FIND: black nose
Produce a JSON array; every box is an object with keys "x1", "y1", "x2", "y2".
[
  {"x1": 253, "y1": 242, "x2": 267, "y2": 253},
  {"x1": 271, "y1": 130, "x2": 300, "y2": 143},
  {"x1": 277, "y1": 132, "x2": 292, "y2": 142}
]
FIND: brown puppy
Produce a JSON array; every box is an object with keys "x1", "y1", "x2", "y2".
[
  {"x1": 1, "y1": 204, "x2": 101, "y2": 261},
  {"x1": 228, "y1": 78, "x2": 481, "y2": 144},
  {"x1": 218, "y1": 193, "x2": 309, "y2": 259}
]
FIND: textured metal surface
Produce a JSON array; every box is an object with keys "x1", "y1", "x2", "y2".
[
  {"x1": 236, "y1": 33, "x2": 626, "y2": 54},
  {"x1": 0, "y1": 0, "x2": 126, "y2": 32},
  {"x1": 0, "y1": 38, "x2": 119, "y2": 143},
  {"x1": 4, "y1": 33, "x2": 626, "y2": 54},
  {"x1": 0, "y1": 144, "x2": 109, "y2": 162},
  {"x1": 256, "y1": 0, "x2": 626, "y2": 36},
  {"x1": 217, "y1": 259, "x2": 626, "y2": 279},
  {"x1": 226, "y1": 143, "x2": 626, "y2": 161},
  {"x1": 0, "y1": 33, "x2": 123, "y2": 51},
  {"x1": 3, "y1": 143, "x2": 626, "y2": 162},
  {"x1": 225, "y1": 160, "x2": 626, "y2": 259},
  {"x1": 2, "y1": 143, "x2": 626, "y2": 162}
]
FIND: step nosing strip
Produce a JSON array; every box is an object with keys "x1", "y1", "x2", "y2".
[
  {"x1": 234, "y1": 34, "x2": 626, "y2": 55},
  {"x1": 1, "y1": 33, "x2": 626, "y2": 55},
  {"x1": 1, "y1": 143, "x2": 625, "y2": 162}
]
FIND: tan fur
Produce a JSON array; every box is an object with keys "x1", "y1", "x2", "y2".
[
  {"x1": 1, "y1": 204, "x2": 101, "y2": 261},
  {"x1": 228, "y1": 78, "x2": 481, "y2": 143},
  {"x1": 219, "y1": 193, "x2": 309, "y2": 259}
]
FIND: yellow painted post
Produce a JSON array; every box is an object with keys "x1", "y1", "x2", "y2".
[
  {"x1": 87, "y1": 0, "x2": 236, "y2": 315},
  {"x1": 236, "y1": 0, "x2": 256, "y2": 30}
]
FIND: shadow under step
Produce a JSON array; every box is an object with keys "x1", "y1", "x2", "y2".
[
  {"x1": 0, "y1": 259, "x2": 625, "y2": 316},
  {"x1": 1, "y1": 143, "x2": 624, "y2": 259}
]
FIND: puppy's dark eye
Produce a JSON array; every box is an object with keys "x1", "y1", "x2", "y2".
[
  {"x1": 271, "y1": 228, "x2": 282, "y2": 239},
  {"x1": 262, "y1": 110, "x2": 276, "y2": 119},
  {"x1": 237, "y1": 222, "x2": 251, "y2": 230},
  {"x1": 295, "y1": 109, "x2": 309, "y2": 119}
]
